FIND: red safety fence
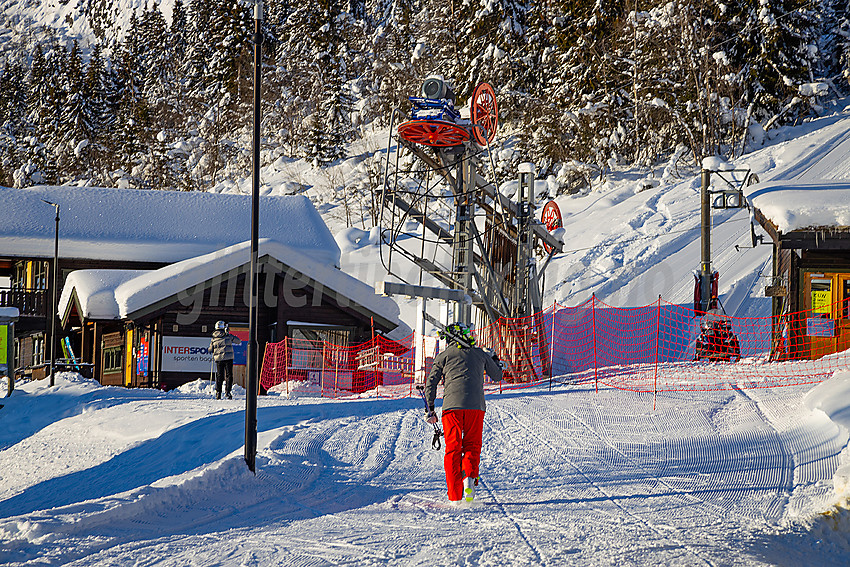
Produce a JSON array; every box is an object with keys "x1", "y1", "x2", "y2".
[
  {"x1": 259, "y1": 334, "x2": 416, "y2": 399},
  {"x1": 259, "y1": 295, "x2": 850, "y2": 398}
]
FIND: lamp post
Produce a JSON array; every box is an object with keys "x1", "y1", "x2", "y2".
[
  {"x1": 41, "y1": 199, "x2": 59, "y2": 387},
  {"x1": 245, "y1": 0, "x2": 263, "y2": 473}
]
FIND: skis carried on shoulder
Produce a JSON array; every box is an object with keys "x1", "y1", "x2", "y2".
[
  {"x1": 423, "y1": 313, "x2": 476, "y2": 350},
  {"x1": 428, "y1": 315, "x2": 506, "y2": 371}
]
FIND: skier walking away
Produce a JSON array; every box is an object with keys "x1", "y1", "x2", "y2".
[
  {"x1": 209, "y1": 321, "x2": 241, "y2": 399},
  {"x1": 424, "y1": 322, "x2": 503, "y2": 503}
]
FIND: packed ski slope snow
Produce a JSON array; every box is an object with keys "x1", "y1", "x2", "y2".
[{"x1": 1, "y1": 372, "x2": 849, "y2": 566}]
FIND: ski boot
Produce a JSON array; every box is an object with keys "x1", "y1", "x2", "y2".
[
  {"x1": 463, "y1": 477, "x2": 478, "y2": 503},
  {"x1": 225, "y1": 391, "x2": 232, "y2": 400}
]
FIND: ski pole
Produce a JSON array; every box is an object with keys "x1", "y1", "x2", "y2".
[{"x1": 416, "y1": 385, "x2": 443, "y2": 450}]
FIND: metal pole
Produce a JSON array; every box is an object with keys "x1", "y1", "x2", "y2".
[
  {"x1": 452, "y1": 151, "x2": 474, "y2": 325},
  {"x1": 245, "y1": 0, "x2": 263, "y2": 474},
  {"x1": 516, "y1": 163, "x2": 535, "y2": 318},
  {"x1": 41, "y1": 200, "x2": 59, "y2": 387},
  {"x1": 699, "y1": 169, "x2": 711, "y2": 314}
]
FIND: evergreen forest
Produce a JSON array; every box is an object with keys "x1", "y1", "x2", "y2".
[{"x1": 1, "y1": 0, "x2": 848, "y2": 193}]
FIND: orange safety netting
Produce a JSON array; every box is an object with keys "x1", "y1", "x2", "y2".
[
  {"x1": 260, "y1": 296, "x2": 850, "y2": 398},
  {"x1": 259, "y1": 334, "x2": 415, "y2": 399}
]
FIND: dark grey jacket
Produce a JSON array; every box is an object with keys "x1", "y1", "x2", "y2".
[
  {"x1": 425, "y1": 345, "x2": 503, "y2": 412},
  {"x1": 210, "y1": 330, "x2": 241, "y2": 362}
]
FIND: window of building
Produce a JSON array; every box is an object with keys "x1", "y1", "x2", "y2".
[
  {"x1": 810, "y1": 278, "x2": 832, "y2": 315},
  {"x1": 32, "y1": 261, "x2": 48, "y2": 290},
  {"x1": 12, "y1": 263, "x2": 25, "y2": 290},
  {"x1": 103, "y1": 346, "x2": 123, "y2": 373},
  {"x1": 843, "y1": 279, "x2": 850, "y2": 319},
  {"x1": 32, "y1": 335, "x2": 44, "y2": 365}
]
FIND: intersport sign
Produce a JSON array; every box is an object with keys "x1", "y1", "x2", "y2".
[{"x1": 161, "y1": 337, "x2": 213, "y2": 373}]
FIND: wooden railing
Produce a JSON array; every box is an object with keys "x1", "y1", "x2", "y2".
[{"x1": 0, "y1": 288, "x2": 48, "y2": 317}]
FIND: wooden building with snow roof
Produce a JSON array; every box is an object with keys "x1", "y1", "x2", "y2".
[
  {"x1": 746, "y1": 181, "x2": 850, "y2": 359},
  {"x1": 0, "y1": 186, "x2": 405, "y2": 386}
]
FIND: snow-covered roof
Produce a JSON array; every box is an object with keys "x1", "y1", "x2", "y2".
[
  {"x1": 59, "y1": 270, "x2": 147, "y2": 321},
  {"x1": 745, "y1": 181, "x2": 850, "y2": 233},
  {"x1": 0, "y1": 186, "x2": 341, "y2": 267},
  {"x1": 59, "y1": 239, "x2": 405, "y2": 334}
]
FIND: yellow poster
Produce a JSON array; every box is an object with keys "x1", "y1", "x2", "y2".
[
  {"x1": 812, "y1": 290, "x2": 832, "y2": 314},
  {"x1": 0, "y1": 325, "x2": 6, "y2": 365}
]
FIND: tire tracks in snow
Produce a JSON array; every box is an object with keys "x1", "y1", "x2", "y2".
[
  {"x1": 728, "y1": 387, "x2": 796, "y2": 518},
  {"x1": 476, "y1": 475, "x2": 545, "y2": 565},
  {"x1": 770, "y1": 123, "x2": 850, "y2": 181}
]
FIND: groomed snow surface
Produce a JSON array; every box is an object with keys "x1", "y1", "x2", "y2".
[{"x1": 1, "y1": 371, "x2": 849, "y2": 566}]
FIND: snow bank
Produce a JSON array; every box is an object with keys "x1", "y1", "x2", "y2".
[
  {"x1": 805, "y1": 370, "x2": 850, "y2": 499},
  {"x1": 335, "y1": 227, "x2": 382, "y2": 253},
  {"x1": 174, "y1": 378, "x2": 246, "y2": 398}
]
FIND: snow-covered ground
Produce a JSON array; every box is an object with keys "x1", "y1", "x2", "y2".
[{"x1": 1, "y1": 371, "x2": 849, "y2": 566}]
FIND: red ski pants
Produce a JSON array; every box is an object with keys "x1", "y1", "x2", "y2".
[{"x1": 442, "y1": 409, "x2": 485, "y2": 501}]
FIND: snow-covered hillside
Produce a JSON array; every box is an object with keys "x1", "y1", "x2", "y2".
[
  {"x1": 241, "y1": 99, "x2": 850, "y2": 329},
  {"x1": 1, "y1": 0, "x2": 176, "y2": 45},
  {"x1": 2, "y1": 5, "x2": 850, "y2": 561},
  {"x1": 3, "y1": 102, "x2": 850, "y2": 567}
]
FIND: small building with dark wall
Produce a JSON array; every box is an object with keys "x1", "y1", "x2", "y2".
[
  {"x1": 0, "y1": 185, "x2": 405, "y2": 382},
  {"x1": 59, "y1": 239, "x2": 405, "y2": 389},
  {"x1": 747, "y1": 181, "x2": 850, "y2": 360}
]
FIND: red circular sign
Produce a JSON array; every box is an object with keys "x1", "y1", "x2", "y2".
[{"x1": 541, "y1": 200, "x2": 562, "y2": 253}]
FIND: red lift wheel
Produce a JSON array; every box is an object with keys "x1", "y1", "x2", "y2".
[
  {"x1": 540, "y1": 200, "x2": 563, "y2": 253},
  {"x1": 398, "y1": 119, "x2": 471, "y2": 147},
  {"x1": 470, "y1": 82, "x2": 498, "y2": 146}
]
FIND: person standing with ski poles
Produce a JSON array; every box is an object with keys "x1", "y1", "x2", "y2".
[
  {"x1": 424, "y1": 322, "x2": 503, "y2": 504},
  {"x1": 209, "y1": 321, "x2": 241, "y2": 400}
]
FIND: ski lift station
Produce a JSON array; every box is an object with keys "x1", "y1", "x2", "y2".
[{"x1": 746, "y1": 181, "x2": 850, "y2": 360}]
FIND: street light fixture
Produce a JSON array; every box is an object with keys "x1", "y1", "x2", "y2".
[{"x1": 41, "y1": 199, "x2": 59, "y2": 387}]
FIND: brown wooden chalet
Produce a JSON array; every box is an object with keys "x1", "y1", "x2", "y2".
[
  {"x1": 748, "y1": 181, "x2": 850, "y2": 359},
  {"x1": 59, "y1": 240, "x2": 403, "y2": 390},
  {"x1": 0, "y1": 185, "x2": 403, "y2": 385}
]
